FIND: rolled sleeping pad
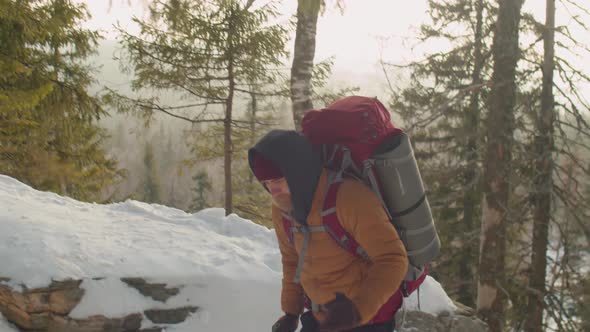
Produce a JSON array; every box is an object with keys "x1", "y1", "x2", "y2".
[{"x1": 371, "y1": 132, "x2": 440, "y2": 274}]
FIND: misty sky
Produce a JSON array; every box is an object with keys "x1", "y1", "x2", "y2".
[
  {"x1": 77, "y1": 0, "x2": 589, "y2": 95},
  {"x1": 79, "y1": 0, "x2": 431, "y2": 73}
]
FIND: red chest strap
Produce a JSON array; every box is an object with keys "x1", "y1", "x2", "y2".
[{"x1": 321, "y1": 172, "x2": 369, "y2": 260}]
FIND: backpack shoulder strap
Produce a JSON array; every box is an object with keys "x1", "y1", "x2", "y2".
[
  {"x1": 321, "y1": 170, "x2": 369, "y2": 260},
  {"x1": 281, "y1": 212, "x2": 295, "y2": 244}
]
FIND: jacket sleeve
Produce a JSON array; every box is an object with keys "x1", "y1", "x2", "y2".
[
  {"x1": 337, "y1": 182, "x2": 408, "y2": 324},
  {"x1": 272, "y1": 206, "x2": 305, "y2": 316}
]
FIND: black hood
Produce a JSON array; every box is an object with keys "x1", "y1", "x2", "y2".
[{"x1": 248, "y1": 130, "x2": 323, "y2": 225}]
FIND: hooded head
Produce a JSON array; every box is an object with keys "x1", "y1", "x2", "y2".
[
  {"x1": 248, "y1": 130, "x2": 323, "y2": 225},
  {"x1": 250, "y1": 153, "x2": 291, "y2": 212},
  {"x1": 250, "y1": 153, "x2": 283, "y2": 181}
]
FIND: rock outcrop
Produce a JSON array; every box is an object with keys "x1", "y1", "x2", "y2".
[
  {"x1": 1, "y1": 277, "x2": 488, "y2": 332},
  {"x1": 0, "y1": 277, "x2": 196, "y2": 332},
  {"x1": 396, "y1": 310, "x2": 489, "y2": 332}
]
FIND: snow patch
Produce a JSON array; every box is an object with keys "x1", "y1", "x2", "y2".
[{"x1": 405, "y1": 276, "x2": 457, "y2": 315}]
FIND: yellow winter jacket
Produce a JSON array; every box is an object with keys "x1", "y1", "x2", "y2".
[{"x1": 272, "y1": 169, "x2": 408, "y2": 324}]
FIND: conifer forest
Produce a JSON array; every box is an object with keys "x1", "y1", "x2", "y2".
[{"x1": 1, "y1": 0, "x2": 589, "y2": 330}]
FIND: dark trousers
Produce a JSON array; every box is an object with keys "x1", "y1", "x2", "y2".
[{"x1": 300, "y1": 311, "x2": 395, "y2": 332}]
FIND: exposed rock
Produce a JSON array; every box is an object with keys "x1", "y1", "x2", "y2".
[
  {"x1": 397, "y1": 310, "x2": 445, "y2": 332},
  {"x1": 46, "y1": 313, "x2": 142, "y2": 332},
  {"x1": 396, "y1": 310, "x2": 489, "y2": 332},
  {"x1": 452, "y1": 301, "x2": 477, "y2": 316},
  {"x1": 1, "y1": 280, "x2": 140, "y2": 331},
  {"x1": 0, "y1": 277, "x2": 10, "y2": 283},
  {"x1": 3, "y1": 304, "x2": 34, "y2": 329},
  {"x1": 144, "y1": 306, "x2": 199, "y2": 324},
  {"x1": 121, "y1": 278, "x2": 179, "y2": 303},
  {"x1": 0, "y1": 278, "x2": 200, "y2": 332},
  {"x1": 22, "y1": 283, "x2": 84, "y2": 315},
  {"x1": 440, "y1": 313, "x2": 489, "y2": 332},
  {"x1": 21, "y1": 280, "x2": 82, "y2": 293},
  {"x1": 0, "y1": 285, "x2": 32, "y2": 328}
]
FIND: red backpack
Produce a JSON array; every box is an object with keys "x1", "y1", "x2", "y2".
[{"x1": 285, "y1": 96, "x2": 439, "y2": 322}]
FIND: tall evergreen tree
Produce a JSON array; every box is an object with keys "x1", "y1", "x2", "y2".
[
  {"x1": 478, "y1": 1, "x2": 524, "y2": 331},
  {"x1": 384, "y1": 0, "x2": 497, "y2": 307},
  {"x1": 190, "y1": 170, "x2": 211, "y2": 212},
  {"x1": 385, "y1": 0, "x2": 589, "y2": 329},
  {"x1": 231, "y1": 88, "x2": 280, "y2": 226},
  {"x1": 0, "y1": 0, "x2": 121, "y2": 202},
  {"x1": 110, "y1": 0, "x2": 289, "y2": 215},
  {"x1": 515, "y1": 1, "x2": 590, "y2": 329},
  {"x1": 525, "y1": 0, "x2": 555, "y2": 330},
  {"x1": 142, "y1": 141, "x2": 161, "y2": 204}
]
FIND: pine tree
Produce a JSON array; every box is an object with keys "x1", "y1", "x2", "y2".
[
  {"x1": 384, "y1": 0, "x2": 590, "y2": 328},
  {"x1": 190, "y1": 170, "x2": 211, "y2": 212},
  {"x1": 0, "y1": 0, "x2": 121, "y2": 202},
  {"x1": 383, "y1": 0, "x2": 497, "y2": 307},
  {"x1": 517, "y1": 1, "x2": 590, "y2": 329},
  {"x1": 109, "y1": 0, "x2": 289, "y2": 215},
  {"x1": 525, "y1": 1, "x2": 555, "y2": 330},
  {"x1": 142, "y1": 141, "x2": 161, "y2": 204},
  {"x1": 478, "y1": 1, "x2": 524, "y2": 330},
  {"x1": 231, "y1": 89, "x2": 279, "y2": 226}
]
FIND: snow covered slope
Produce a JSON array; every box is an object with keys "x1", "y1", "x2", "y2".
[{"x1": 0, "y1": 174, "x2": 455, "y2": 331}]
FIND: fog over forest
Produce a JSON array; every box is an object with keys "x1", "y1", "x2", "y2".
[
  {"x1": 91, "y1": 33, "x2": 590, "y2": 213},
  {"x1": 91, "y1": 40, "x2": 396, "y2": 211}
]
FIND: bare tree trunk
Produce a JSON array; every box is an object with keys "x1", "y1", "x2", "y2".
[
  {"x1": 248, "y1": 89, "x2": 257, "y2": 185},
  {"x1": 459, "y1": 0, "x2": 485, "y2": 308},
  {"x1": 224, "y1": 72, "x2": 234, "y2": 215},
  {"x1": 224, "y1": 9, "x2": 236, "y2": 215},
  {"x1": 291, "y1": 0, "x2": 320, "y2": 128},
  {"x1": 525, "y1": 0, "x2": 555, "y2": 330},
  {"x1": 477, "y1": 0, "x2": 523, "y2": 331}
]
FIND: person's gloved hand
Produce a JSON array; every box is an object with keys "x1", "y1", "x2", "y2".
[
  {"x1": 272, "y1": 313, "x2": 299, "y2": 332},
  {"x1": 319, "y1": 293, "x2": 362, "y2": 331}
]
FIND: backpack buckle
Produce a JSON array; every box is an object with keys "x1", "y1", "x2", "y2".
[{"x1": 401, "y1": 281, "x2": 409, "y2": 297}]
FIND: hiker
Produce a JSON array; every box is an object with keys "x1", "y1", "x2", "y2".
[{"x1": 248, "y1": 130, "x2": 409, "y2": 332}]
